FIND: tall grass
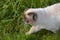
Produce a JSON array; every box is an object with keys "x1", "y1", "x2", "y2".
[{"x1": 0, "y1": 0, "x2": 60, "y2": 40}]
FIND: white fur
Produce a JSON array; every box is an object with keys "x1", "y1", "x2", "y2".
[{"x1": 25, "y1": 3, "x2": 60, "y2": 35}]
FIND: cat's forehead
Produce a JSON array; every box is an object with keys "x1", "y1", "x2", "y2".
[{"x1": 24, "y1": 9, "x2": 36, "y2": 14}]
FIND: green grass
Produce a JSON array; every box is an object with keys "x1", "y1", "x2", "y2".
[{"x1": 0, "y1": 0, "x2": 60, "y2": 40}]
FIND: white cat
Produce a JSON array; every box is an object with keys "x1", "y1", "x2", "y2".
[{"x1": 24, "y1": 3, "x2": 60, "y2": 34}]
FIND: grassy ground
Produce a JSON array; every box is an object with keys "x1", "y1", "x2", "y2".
[{"x1": 0, "y1": 0, "x2": 60, "y2": 40}]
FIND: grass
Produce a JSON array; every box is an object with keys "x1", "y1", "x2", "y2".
[{"x1": 0, "y1": 0, "x2": 60, "y2": 40}]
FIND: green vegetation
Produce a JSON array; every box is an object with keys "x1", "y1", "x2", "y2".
[{"x1": 0, "y1": 0, "x2": 60, "y2": 40}]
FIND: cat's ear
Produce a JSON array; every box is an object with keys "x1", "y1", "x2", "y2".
[{"x1": 25, "y1": 8, "x2": 30, "y2": 11}]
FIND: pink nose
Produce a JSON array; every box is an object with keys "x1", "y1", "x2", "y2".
[{"x1": 24, "y1": 15, "x2": 29, "y2": 23}]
